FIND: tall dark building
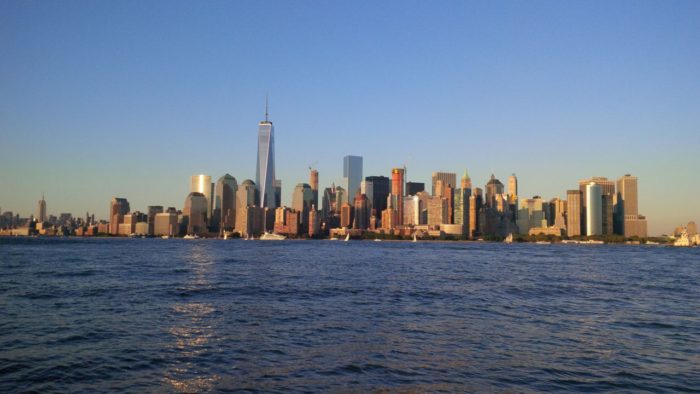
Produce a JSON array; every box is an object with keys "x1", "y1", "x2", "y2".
[
  {"x1": 365, "y1": 176, "x2": 390, "y2": 220},
  {"x1": 405, "y1": 182, "x2": 425, "y2": 196}
]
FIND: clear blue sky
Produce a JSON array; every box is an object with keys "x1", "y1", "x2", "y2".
[{"x1": 1, "y1": 0, "x2": 699, "y2": 235}]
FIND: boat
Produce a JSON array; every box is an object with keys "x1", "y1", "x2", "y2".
[
  {"x1": 344, "y1": 233, "x2": 350, "y2": 242},
  {"x1": 183, "y1": 234, "x2": 199, "y2": 239},
  {"x1": 260, "y1": 232, "x2": 286, "y2": 241},
  {"x1": 161, "y1": 235, "x2": 171, "y2": 239},
  {"x1": 412, "y1": 233, "x2": 418, "y2": 243},
  {"x1": 328, "y1": 237, "x2": 339, "y2": 241},
  {"x1": 373, "y1": 238, "x2": 382, "y2": 242},
  {"x1": 223, "y1": 231, "x2": 235, "y2": 240},
  {"x1": 535, "y1": 241, "x2": 551, "y2": 245},
  {"x1": 504, "y1": 233, "x2": 513, "y2": 244},
  {"x1": 674, "y1": 232, "x2": 692, "y2": 247}
]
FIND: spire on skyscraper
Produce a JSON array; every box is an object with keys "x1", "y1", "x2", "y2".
[{"x1": 265, "y1": 95, "x2": 269, "y2": 123}]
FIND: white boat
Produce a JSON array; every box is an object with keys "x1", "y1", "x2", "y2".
[
  {"x1": 328, "y1": 237, "x2": 339, "y2": 241},
  {"x1": 504, "y1": 233, "x2": 513, "y2": 244},
  {"x1": 344, "y1": 233, "x2": 350, "y2": 242},
  {"x1": 183, "y1": 234, "x2": 199, "y2": 239},
  {"x1": 535, "y1": 241, "x2": 551, "y2": 245},
  {"x1": 260, "y1": 232, "x2": 286, "y2": 241},
  {"x1": 674, "y1": 232, "x2": 692, "y2": 247},
  {"x1": 374, "y1": 239, "x2": 382, "y2": 242},
  {"x1": 161, "y1": 235, "x2": 171, "y2": 239},
  {"x1": 412, "y1": 233, "x2": 418, "y2": 243}
]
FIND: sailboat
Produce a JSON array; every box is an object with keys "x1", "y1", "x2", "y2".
[
  {"x1": 412, "y1": 233, "x2": 418, "y2": 243},
  {"x1": 504, "y1": 233, "x2": 513, "y2": 244},
  {"x1": 344, "y1": 233, "x2": 350, "y2": 242}
]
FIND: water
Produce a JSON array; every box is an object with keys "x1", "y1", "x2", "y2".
[{"x1": 1, "y1": 238, "x2": 699, "y2": 392}]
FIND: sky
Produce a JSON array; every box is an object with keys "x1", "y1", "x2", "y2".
[{"x1": 1, "y1": 0, "x2": 699, "y2": 235}]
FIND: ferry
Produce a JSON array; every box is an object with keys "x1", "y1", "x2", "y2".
[
  {"x1": 260, "y1": 232, "x2": 286, "y2": 241},
  {"x1": 673, "y1": 232, "x2": 692, "y2": 247},
  {"x1": 183, "y1": 234, "x2": 200, "y2": 240}
]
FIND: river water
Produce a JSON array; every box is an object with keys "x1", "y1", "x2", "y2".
[{"x1": 1, "y1": 238, "x2": 698, "y2": 392}]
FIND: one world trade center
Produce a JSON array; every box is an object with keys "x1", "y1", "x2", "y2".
[{"x1": 256, "y1": 101, "x2": 276, "y2": 210}]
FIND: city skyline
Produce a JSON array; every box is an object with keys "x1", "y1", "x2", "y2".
[{"x1": 1, "y1": 1, "x2": 699, "y2": 235}]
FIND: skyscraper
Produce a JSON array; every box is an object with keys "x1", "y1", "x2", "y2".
[
  {"x1": 190, "y1": 174, "x2": 213, "y2": 221},
  {"x1": 36, "y1": 194, "x2": 46, "y2": 223},
  {"x1": 508, "y1": 174, "x2": 518, "y2": 197},
  {"x1": 616, "y1": 174, "x2": 647, "y2": 238},
  {"x1": 343, "y1": 155, "x2": 363, "y2": 198},
  {"x1": 215, "y1": 174, "x2": 238, "y2": 231},
  {"x1": 485, "y1": 174, "x2": 504, "y2": 208},
  {"x1": 431, "y1": 172, "x2": 456, "y2": 196},
  {"x1": 579, "y1": 176, "x2": 615, "y2": 235},
  {"x1": 586, "y1": 183, "x2": 602, "y2": 236},
  {"x1": 405, "y1": 182, "x2": 425, "y2": 196},
  {"x1": 109, "y1": 197, "x2": 130, "y2": 235},
  {"x1": 566, "y1": 190, "x2": 582, "y2": 237},
  {"x1": 391, "y1": 168, "x2": 405, "y2": 226},
  {"x1": 365, "y1": 176, "x2": 389, "y2": 220},
  {"x1": 256, "y1": 101, "x2": 276, "y2": 209},
  {"x1": 309, "y1": 169, "x2": 319, "y2": 208},
  {"x1": 292, "y1": 183, "x2": 314, "y2": 225},
  {"x1": 183, "y1": 192, "x2": 208, "y2": 235}
]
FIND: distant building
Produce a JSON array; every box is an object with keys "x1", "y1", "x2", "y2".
[
  {"x1": 427, "y1": 196, "x2": 448, "y2": 227},
  {"x1": 308, "y1": 205, "x2": 320, "y2": 237},
  {"x1": 391, "y1": 168, "x2": 405, "y2": 226},
  {"x1": 309, "y1": 169, "x2": 319, "y2": 208},
  {"x1": 586, "y1": 183, "x2": 603, "y2": 236},
  {"x1": 183, "y1": 192, "x2": 208, "y2": 235},
  {"x1": 340, "y1": 203, "x2": 353, "y2": 228},
  {"x1": 365, "y1": 176, "x2": 390, "y2": 221},
  {"x1": 405, "y1": 182, "x2": 425, "y2": 196},
  {"x1": 485, "y1": 174, "x2": 504, "y2": 209},
  {"x1": 256, "y1": 103, "x2": 277, "y2": 210},
  {"x1": 616, "y1": 174, "x2": 647, "y2": 238},
  {"x1": 508, "y1": 174, "x2": 518, "y2": 199},
  {"x1": 109, "y1": 197, "x2": 130, "y2": 235},
  {"x1": 147, "y1": 206, "x2": 164, "y2": 235},
  {"x1": 190, "y1": 174, "x2": 213, "y2": 223},
  {"x1": 343, "y1": 155, "x2": 363, "y2": 198},
  {"x1": 579, "y1": 177, "x2": 615, "y2": 235},
  {"x1": 154, "y1": 212, "x2": 178, "y2": 236},
  {"x1": 353, "y1": 193, "x2": 369, "y2": 229},
  {"x1": 36, "y1": 195, "x2": 47, "y2": 223},
  {"x1": 292, "y1": 183, "x2": 314, "y2": 226},
  {"x1": 215, "y1": 174, "x2": 237, "y2": 231},
  {"x1": 431, "y1": 172, "x2": 456, "y2": 196},
  {"x1": 566, "y1": 190, "x2": 582, "y2": 237}
]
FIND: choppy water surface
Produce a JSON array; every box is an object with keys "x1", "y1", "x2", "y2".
[{"x1": 1, "y1": 238, "x2": 699, "y2": 392}]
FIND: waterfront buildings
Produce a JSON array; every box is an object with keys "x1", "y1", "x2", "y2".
[
  {"x1": 256, "y1": 105, "x2": 277, "y2": 210},
  {"x1": 406, "y1": 182, "x2": 425, "y2": 196},
  {"x1": 616, "y1": 174, "x2": 647, "y2": 238},
  {"x1": 146, "y1": 206, "x2": 163, "y2": 236},
  {"x1": 391, "y1": 168, "x2": 405, "y2": 226},
  {"x1": 215, "y1": 174, "x2": 237, "y2": 231},
  {"x1": 292, "y1": 183, "x2": 314, "y2": 226},
  {"x1": 190, "y1": 174, "x2": 213, "y2": 223},
  {"x1": 365, "y1": 176, "x2": 389, "y2": 221},
  {"x1": 343, "y1": 155, "x2": 363, "y2": 198},
  {"x1": 431, "y1": 172, "x2": 456, "y2": 196},
  {"x1": 586, "y1": 183, "x2": 603, "y2": 236},
  {"x1": 154, "y1": 212, "x2": 178, "y2": 236},
  {"x1": 36, "y1": 195, "x2": 46, "y2": 223},
  {"x1": 579, "y1": 177, "x2": 615, "y2": 234},
  {"x1": 309, "y1": 169, "x2": 319, "y2": 208},
  {"x1": 109, "y1": 198, "x2": 130, "y2": 235},
  {"x1": 183, "y1": 192, "x2": 208, "y2": 235},
  {"x1": 566, "y1": 190, "x2": 582, "y2": 237}
]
